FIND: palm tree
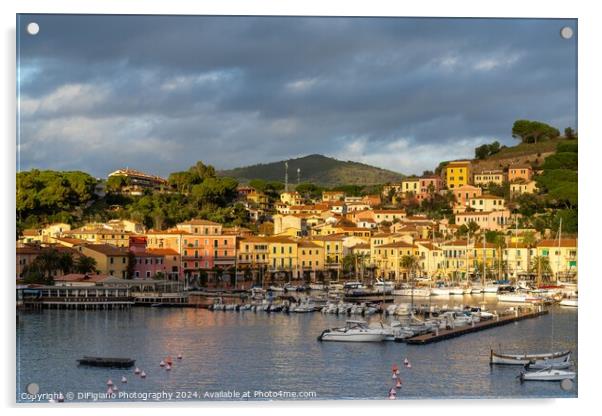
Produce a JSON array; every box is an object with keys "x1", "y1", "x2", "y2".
[
  {"x1": 400, "y1": 255, "x2": 420, "y2": 281},
  {"x1": 75, "y1": 255, "x2": 97, "y2": 274},
  {"x1": 521, "y1": 231, "x2": 537, "y2": 279},
  {"x1": 530, "y1": 256, "x2": 552, "y2": 283}
]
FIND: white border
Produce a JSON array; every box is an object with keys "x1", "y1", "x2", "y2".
[{"x1": 2, "y1": 1, "x2": 600, "y2": 415}]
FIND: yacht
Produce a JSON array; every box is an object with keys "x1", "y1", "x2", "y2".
[
  {"x1": 392, "y1": 285, "x2": 431, "y2": 298},
  {"x1": 431, "y1": 287, "x2": 451, "y2": 296},
  {"x1": 309, "y1": 283, "x2": 325, "y2": 291},
  {"x1": 519, "y1": 368, "x2": 576, "y2": 382},
  {"x1": 559, "y1": 297, "x2": 578, "y2": 307},
  {"x1": 317, "y1": 320, "x2": 387, "y2": 342},
  {"x1": 373, "y1": 279, "x2": 394, "y2": 294}
]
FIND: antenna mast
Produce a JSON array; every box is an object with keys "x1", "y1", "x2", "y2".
[{"x1": 284, "y1": 162, "x2": 289, "y2": 192}]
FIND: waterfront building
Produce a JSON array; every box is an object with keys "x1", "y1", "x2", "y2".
[
  {"x1": 508, "y1": 165, "x2": 533, "y2": 182},
  {"x1": 445, "y1": 160, "x2": 472, "y2": 189},
  {"x1": 76, "y1": 243, "x2": 130, "y2": 278},
  {"x1": 503, "y1": 243, "x2": 535, "y2": 279},
  {"x1": 510, "y1": 180, "x2": 538, "y2": 196},
  {"x1": 416, "y1": 242, "x2": 445, "y2": 278},
  {"x1": 455, "y1": 210, "x2": 511, "y2": 231},
  {"x1": 310, "y1": 234, "x2": 347, "y2": 276},
  {"x1": 536, "y1": 238, "x2": 578, "y2": 280},
  {"x1": 129, "y1": 236, "x2": 180, "y2": 280},
  {"x1": 266, "y1": 236, "x2": 299, "y2": 276},
  {"x1": 237, "y1": 236, "x2": 270, "y2": 268},
  {"x1": 16, "y1": 244, "x2": 82, "y2": 280},
  {"x1": 297, "y1": 240, "x2": 325, "y2": 279},
  {"x1": 473, "y1": 170, "x2": 506, "y2": 186},
  {"x1": 440, "y1": 239, "x2": 473, "y2": 280},
  {"x1": 471, "y1": 242, "x2": 499, "y2": 275},
  {"x1": 372, "y1": 241, "x2": 420, "y2": 281}
]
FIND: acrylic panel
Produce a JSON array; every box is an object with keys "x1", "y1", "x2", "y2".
[{"x1": 16, "y1": 14, "x2": 578, "y2": 403}]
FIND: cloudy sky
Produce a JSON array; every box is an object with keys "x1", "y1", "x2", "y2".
[{"x1": 17, "y1": 15, "x2": 577, "y2": 178}]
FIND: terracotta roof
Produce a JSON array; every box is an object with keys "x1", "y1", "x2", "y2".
[
  {"x1": 377, "y1": 241, "x2": 417, "y2": 249},
  {"x1": 22, "y1": 229, "x2": 40, "y2": 236},
  {"x1": 55, "y1": 273, "x2": 111, "y2": 283},
  {"x1": 146, "y1": 229, "x2": 192, "y2": 235},
  {"x1": 374, "y1": 210, "x2": 406, "y2": 214},
  {"x1": 79, "y1": 244, "x2": 129, "y2": 256},
  {"x1": 178, "y1": 219, "x2": 221, "y2": 226},
  {"x1": 297, "y1": 241, "x2": 322, "y2": 248},
  {"x1": 146, "y1": 248, "x2": 180, "y2": 256},
  {"x1": 537, "y1": 239, "x2": 577, "y2": 248},
  {"x1": 310, "y1": 233, "x2": 346, "y2": 241},
  {"x1": 444, "y1": 240, "x2": 470, "y2": 246},
  {"x1": 417, "y1": 242, "x2": 441, "y2": 251}
]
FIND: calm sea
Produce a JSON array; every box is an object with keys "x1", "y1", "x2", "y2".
[{"x1": 16, "y1": 295, "x2": 577, "y2": 402}]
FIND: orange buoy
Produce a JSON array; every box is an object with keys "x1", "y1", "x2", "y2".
[{"x1": 396, "y1": 379, "x2": 402, "y2": 389}]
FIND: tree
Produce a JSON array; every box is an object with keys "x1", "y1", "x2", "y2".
[
  {"x1": 564, "y1": 127, "x2": 576, "y2": 140},
  {"x1": 474, "y1": 141, "x2": 501, "y2": 160},
  {"x1": 530, "y1": 256, "x2": 552, "y2": 282},
  {"x1": 75, "y1": 255, "x2": 97, "y2": 274},
  {"x1": 400, "y1": 255, "x2": 420, "y2": 280},
  {"x1": 512, "y1": 120, "x2": 560, "y2": 144}
]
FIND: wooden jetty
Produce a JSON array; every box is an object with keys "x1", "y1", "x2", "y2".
[
  {"x1": 404, "y1": 308, "x2": 549, "y2": 345},
  {"x1": 77, "y1": 356, "x2": 136, "y2": 368}
]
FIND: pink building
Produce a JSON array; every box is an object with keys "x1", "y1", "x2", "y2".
[
  {"x1": 129, "y1": 236, "x2": 181, "y2": 280},
  {"x1": 451, "y1": 184, "x2": 483, "y2": 206},
  {"x1": 419, "y1": 176, "x2": 443, "y2": 201}
]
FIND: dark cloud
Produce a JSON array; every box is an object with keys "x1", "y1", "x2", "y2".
[{"x1": 17, "y1": 15, "x2": 577, "y2": 177}]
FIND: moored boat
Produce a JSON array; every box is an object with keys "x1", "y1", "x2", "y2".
[
  {"x1": 519, "y1": 368, "x2": 576, "y2": 382},
  {"x1": 490, "y1": 349, "x2": 571, "y2": 365},
  {"x1": 317, "y1": 320, "x2": 387, "y2": 342},
  {"x1": 559, "y1": 297, "x2": 578, "y2": 307}
]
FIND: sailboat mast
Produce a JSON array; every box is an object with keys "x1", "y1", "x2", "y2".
[
  {"x1": 482, "y1": 236, "x2": 486, "y2": 286},
  {"x1": 556, "y1": 218, "x2": 562, "y2": 284}
]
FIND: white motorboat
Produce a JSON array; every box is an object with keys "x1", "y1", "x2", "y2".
[
  {"x1": 490, "y1": 350, "x2": 571, "y2": 365},
  {"x1": 269, "y1": 285, "x2": 285, "y2": 292},
  {"x1": 328, "y1": 283, "x2": 344, "y2": 291},
  {"x1": 559, "y1": 297, "x2": 578, "y2": 307},
  {"x1": 519, "y1": 368, "x2": 576, "y2": 382},
  {"x1": 309, "y1": 283, "x2": 325, "y2": 291},
  {"x1": 318, "y1": 320, "x2": 387, "y2": 342},
  {"x1": 392, "y1": 303, "x2": 411, "y2": 316},
  {"x1": 498, "y1": 292, "x2": 543, "y2": 304}
]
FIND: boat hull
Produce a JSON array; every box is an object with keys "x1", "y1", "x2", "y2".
[
  {"x1": 490, "y1": 350, "x2": 571, "y2": 365},
  {"x1": 318, "y1": 331, "x2": 386, "y2": 342},
  {"x1": 520, "y1": 370, "x2": 576, "y2": 381}
]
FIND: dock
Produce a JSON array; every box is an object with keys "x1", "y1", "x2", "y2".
[
  {"x1": 77, "y1": 356, "x2": 135, "y2": 368},
  {"x1": 404, "y1": 308, "x2": 549, "y2": 345}
]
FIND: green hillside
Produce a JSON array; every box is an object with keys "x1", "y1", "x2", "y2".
[{"x1": 218, "y1": 154, "x2": 405, "y2": 187}]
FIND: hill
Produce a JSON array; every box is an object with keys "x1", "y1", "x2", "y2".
[
  {"x1": 470, "y1": 138, "x2": 574, "y2": 172},
  {"x1": 218, "y1": 154, "x2": 405, "y2": 187}
]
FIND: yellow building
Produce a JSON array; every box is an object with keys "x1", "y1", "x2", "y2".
[
  {"x1": 266, "y1": 236, "x2": 298, "y2": 273},
  {"x1": 466, "y1": 194, "x2": 506, "y2": 212},
  {"x1": 75, "y1": 243, "x2": 130, "y2": 278},
  {"x1": 400, "y1": 178, "x2": 420, "y2": 195},
  {"x1": 311, "y1": 234, "x2": 346, "y2": 271},
  {"x1": 237, "y1": 236, "x2": 269, "y2": 268},
  {"x1": 280, "y1": 191, "x2": 303, "y2": 206},
  {"x1": 64, "y1": 227, "x2": 132, "y2": 247},
  {"x1": 247, "y1": 190, "x2": 270, "y2": 209},
  {"x1": 440, "y1": 240, "x2": 474, "y2": 279},
  {"x1": 416, "y1": 242, "x2": 445, "y2": 278},
  {"x1": 473, "y1": 170, "x2": 505, "y2": 186},
  {"x1": 297, "y1": 240, "x2": 325, "y2": 271},
  {"x1": 445, "y1": 160, "x2": 472, "y2": 189},
  {"x1": 537, "y1": 239, "x2": 577, "y2": 279},
  {"x1": 273, "y1": 214, "x2": 307, "y2": 236},
  {"x1": 372, "y1": 241, "x2": 420, "y2": 281},
  {"x1": 373, "y1": 209, "x2": 407, "y2": 224},
  {"x1": 510, "y1": 180, "x2": 538, "y2": 197}
]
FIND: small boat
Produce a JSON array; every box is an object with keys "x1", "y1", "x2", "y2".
[
  {"x1": 373, "y1": 279, "x2": 395, "y2": 294},
  {"x1": 77, "y1": 356, "x2": 136, "y2": 368},
  {"x1": 490, "y1": 349, "x2": 571, "y2": 365},
  {"x1": 269, "y1": 285, "x2": 285, "y2": 292},
  {"x1": 392, "y1": 285, "x2": 431, "y2": 298},
  {"x1": 559, "y1": 298, "x2": 578, "y2": 307},
  {"x1": 519, "y1": 368, "x2": 576, "y2": 382},
  {"x1": 317, "y1": 320, "x2": 387, "y2": 342},
  {"x1": 309, "y1": 283, "x2": 325, "y2": 291},
  {"x1": 470, "y1": 286, "x2": 484, "y2": 294}
]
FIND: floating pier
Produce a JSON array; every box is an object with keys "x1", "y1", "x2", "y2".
[
  {"x1": 404, "y1": 308, "x2": 549, "y2": 345},
  {"x1": 77, "y1": 356, "x2": 136, "y2": 368}
]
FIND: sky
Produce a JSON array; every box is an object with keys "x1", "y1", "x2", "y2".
[{"x1": 17, "y1": 15, "x2": 577, "y2": 178}]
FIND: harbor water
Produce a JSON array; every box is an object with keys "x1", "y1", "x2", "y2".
[{"x1": 16, "y1": 295, "x2": 577, "y2": 402}]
